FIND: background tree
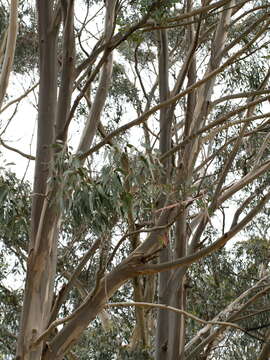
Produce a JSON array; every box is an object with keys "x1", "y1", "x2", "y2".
[{"x1": 0, "y1": 0, "x2": 270, "y2": 359}]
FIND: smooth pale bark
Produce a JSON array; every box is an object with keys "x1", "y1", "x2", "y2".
[
  {"x1": 30, "y1": 2, "x2": 58, "y2": 243},
  {"x1": 0, "y1": 0, "x2": 18, "y2": 110},
  {"x1": 158, "y1": 2, "x2": 236, "y2": 358},
  {"x1": 166, "y1": 1, "x2": 198, "y2": 356},
  {"x1": 187, "y1": 0, "x2": 235, "y2": 172},
  {"x1": 186, "y1": 0, "x2": 235, "y2": 254},
  {"x1": 167, "y1": 217, "x2": 187, "y2": 360},
  {"x1": 16, "y1": 2, "x2": 59, "y2": 358},
  {"x1": 36, "y1": 1, "x2": 116, "y2": 359},
  {"x1": 16, "y1": 2, "x2": 73, "y2": 359}
]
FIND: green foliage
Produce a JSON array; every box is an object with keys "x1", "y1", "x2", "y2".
[
  {"x1": 111, "y1": 63, "x2": 139, "y2": 104},
  {"x1": 0, "y1": 172, "x2": 27, "y2": 358},
  {"x1": 51, "y1": 146, "x2": 163, "y2": 236},
  {"x1": 106, "y1": 63, "x2": 140, "y2": 123},
  {"x1": 0, "y1": 171, "x2": 30, "y2": 256},
  {"x1": 0, "y1": 284, "x2": 22, "y2": 355}
]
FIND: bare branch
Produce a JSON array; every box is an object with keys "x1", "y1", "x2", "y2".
[
  {"x1": 0, "y1": 138, "x2": 35, "y2": 160},
  {"x1": 106, "y1": 301, "x2": 248, "y2": 333},
  {"x1": 0, "y1": 82, "x2": 39, "y2": 114}
]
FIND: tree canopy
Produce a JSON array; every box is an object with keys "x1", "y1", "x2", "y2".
[{"x1": 0, "y1": 0, "x2": 270, "y2": 359}]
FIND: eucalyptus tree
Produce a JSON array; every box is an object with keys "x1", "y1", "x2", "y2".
[{"x1": 1, "y1": 0, "x2": 270, "y2": 359}]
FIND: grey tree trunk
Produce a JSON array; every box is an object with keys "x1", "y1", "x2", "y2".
[
  {"x1": 167, "y1": 216, "x2": 187, "y2": 360},
  {"x1": 16, "y1": 1, "x2": 71, "y2": 358},
  {"x1": 166, "y1": 1, "x2": 197, "y2": 356},
  {"x1": 155, "y1": 28, "x2": 171, "y2": 360},
  {"x1": 156, "y1": 2, "x2": 235, "y2": 358}
]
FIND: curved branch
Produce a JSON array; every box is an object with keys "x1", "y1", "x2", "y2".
[
  {"x1": 106, "y1": 301, "x2": 247, "y2": 333},
  {"x1": 0, "y1": 138, "x2": 35, "y2": 160},
  {"x1": 0, "y1": 82, "x2": 39, "y2": 114}
]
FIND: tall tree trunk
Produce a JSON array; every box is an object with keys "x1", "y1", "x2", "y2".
[
  {"x1": 167, "y1": 215, "x2": 187, "y2": 360},
  {"x1": 122, "y1": 152, "x2": 147, "y2": 349},
  {"x1": 14, "y1": 0, "x2": 74, "y2": 360},
  {"x1": 161, "y1": 2, "x2": 235, "y2": 358},
  {"x1": 155, "y1": 28, "x2": 171, "y2": 360},
  {"x1": 16, "y1": 1, "x2": 64, "y2": 358},
  {"x1": 166, "y1": 1, "x2": 197, "y2": 357}
]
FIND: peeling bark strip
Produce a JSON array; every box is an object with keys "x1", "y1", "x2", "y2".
[{"x1": 0, "y1": 0, "x2": 18, "y2": 110}]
